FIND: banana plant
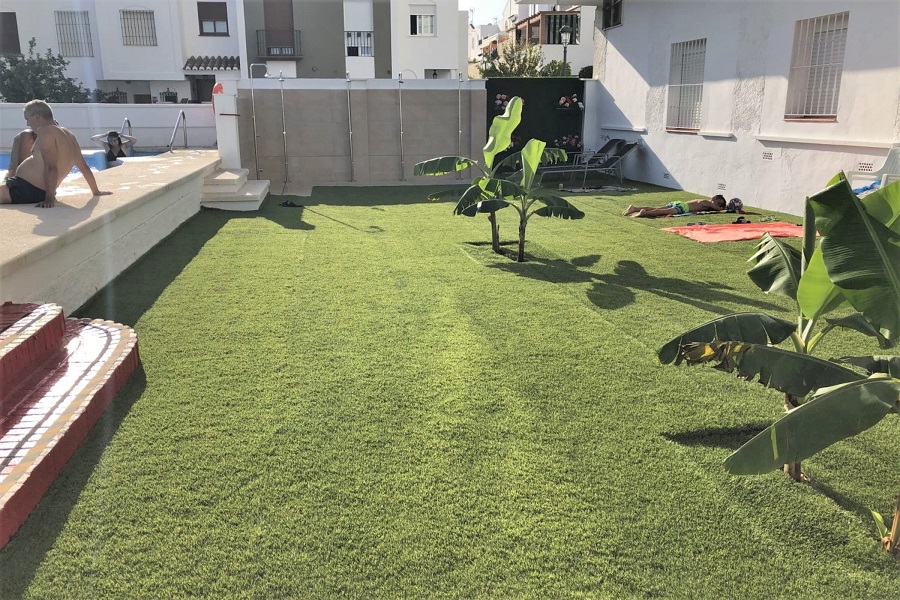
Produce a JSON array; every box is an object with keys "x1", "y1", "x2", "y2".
[
  {"x1": 658, "y1": 175, "x2": 900, "y2": 552},
  {"x1": 414, "y1": 96, "x2": 583, "y2": 261}
]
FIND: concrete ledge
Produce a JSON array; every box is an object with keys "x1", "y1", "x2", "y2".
[{"x1": 0, "y1": 150, "x2": 221, "y2": 314}]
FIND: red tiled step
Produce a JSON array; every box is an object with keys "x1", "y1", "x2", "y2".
[
  {"x1": 1, "y1": 303, "x2": 66, "y2": 406},
  {"x1": 0, "y1": 306, "x2": 140, "y2": 549}
]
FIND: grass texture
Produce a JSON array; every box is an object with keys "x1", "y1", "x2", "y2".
[{"x1": 1, "y1": 183, "x2": 898, "y2": 598}]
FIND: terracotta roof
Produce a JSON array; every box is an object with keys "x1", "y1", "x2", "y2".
[{"x1": 183, "y1": 56, "x2": 240, "y2": 71}]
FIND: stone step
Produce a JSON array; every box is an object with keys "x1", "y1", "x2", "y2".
[
  {"x1": 201, "y1": 179, "x2": 270, "y2": 212},
  {"x1": 1, "y1": 303, "x2": 66, "y2": 404},
  {"x1": 0, "y1": 304, "x2": 140, "y2": 549},
  {"x1": 202, "y1": 168, "x2": 249, "y2": 195}
]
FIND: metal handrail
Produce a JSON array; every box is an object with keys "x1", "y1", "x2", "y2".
[
  {"x1": 120, "y1": 118, "x2": 133, "y2": 156},
  {"x1": 167, "y1": 110, "x2": 187, "y2": 152}
]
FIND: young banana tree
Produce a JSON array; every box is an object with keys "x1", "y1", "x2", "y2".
[
  {"x1": 658, "y1": 174, "x2": 900, "y2": 552},
  {"x1": 414, "y1": 96, "x2": 584, "y2": 261}
]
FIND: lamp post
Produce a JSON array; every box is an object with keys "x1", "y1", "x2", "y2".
[{"x1": 559, "y1": 24, "x2": 572, "y2": 72}]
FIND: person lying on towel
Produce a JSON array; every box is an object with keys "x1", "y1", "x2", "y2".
[{"x1": 622, "y1": 195, "x2": 726, "y2": 218}]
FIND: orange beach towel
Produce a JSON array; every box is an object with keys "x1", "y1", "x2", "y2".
[{"x1": 662, "y1": 222, "x2": 806, "y2": 243}]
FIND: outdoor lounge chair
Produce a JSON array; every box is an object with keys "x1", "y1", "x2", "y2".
[
  {"x1": 540, "y1": 139, "x2": 640, "y2": 188},
  {"x1": 538, "y1": 138, "x2": 627, "y2": 177},
  {"x1": 847, "y1": 147, "x2": 900, "y2": 193}
]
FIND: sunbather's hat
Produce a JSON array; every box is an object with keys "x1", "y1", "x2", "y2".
[{"x1": 726, "y1": 197, "x2": 744, "y2": 213}]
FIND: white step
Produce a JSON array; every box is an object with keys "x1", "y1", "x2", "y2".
[
  {"x1": 202, "y1": 168, "x2": 249, "y2": 195},
  {"x1": 201, "y1": 180, "x2": 270, "y2": 212}
]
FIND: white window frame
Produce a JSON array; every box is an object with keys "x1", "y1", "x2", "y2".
[
  {"x1": 410, "y1": 3, "x2": 436, "y2": 36},
  {"x1": 666, "y1": 38, "x2": 707, "y2": 130},
  {"x1": 55, "y1": 11, "x2": 93, "y2": 57},
  {"x1": 785, "y1": 12, "x2": 848, "y2": 119}
]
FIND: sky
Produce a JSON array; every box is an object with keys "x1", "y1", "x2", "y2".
[{"x1": 460, "y1": 0, "x2": 508, "y2": 26}]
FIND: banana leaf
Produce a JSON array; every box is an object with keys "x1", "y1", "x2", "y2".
[
  {"x1": 519, "y1": 139, "x2": 547, "y2": 191},
  {"x1": 800, "y1": 177, "x2": 900, "y2": 345},
  {"x1": 532, "y1": 194, "x2": 586, "y2": 219},
  {"x1": 824, "y1": 313, "x2": 892, "y2": 349},
  {"x1": 483, "y1": 96, "x2": 523, "y2": 169},
  {"x1": 494, "y1": 147, "x2": 568, "y2": 174},
  {"x1": 414, "y1": 156, "x2": 480, "y2": 177},
  {"x1": 796, "y1": 247, "x2": 850, "y2": 321},
  {"x1": 680, "y1": 341, "x2": 864, "y2": 396},
  {"x1": 746, "y1": 233, "x2": 802, "y2": 300},
  {"x1": 724, "y1": 378, "x2": 900, "y2": 475},
  {"x1": 835, "y1": 355, "x2": 900, "y2": 377},
  {"x1": 453, "y1": 183, "x2": 490, "y2": 217},
  {"x1": 477, "y1": 199, "x2": 511, "y2": 213},
  {"x1": 657, "y1": 313, "x2": 796, "y2": 365}
]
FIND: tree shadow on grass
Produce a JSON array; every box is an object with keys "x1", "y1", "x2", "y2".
[
  {"x1": 663, "y1": 423, "x2": 770, "y2": 450},
  {"x1": 0, "y1": 367, "x2": 147, "y2": 599},
  {"x1": 488, "y1": 253, "x2": 786, "y2": 314}
]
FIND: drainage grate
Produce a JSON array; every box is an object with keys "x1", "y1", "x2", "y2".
[
  {"x1": 762, "y1": 151, "x2": 774, "y2": 161},
  {"x1": 857, "y1": 161, "x2": 874, "y2": 172}
]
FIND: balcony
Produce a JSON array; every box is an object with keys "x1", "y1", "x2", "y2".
[{"x1": 256, "y1": 30, "x2": 302, "y2": 58}]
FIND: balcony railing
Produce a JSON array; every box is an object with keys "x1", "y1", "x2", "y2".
[{"x1": 256, "y1": 29, "x2": 302, "y2": 58}]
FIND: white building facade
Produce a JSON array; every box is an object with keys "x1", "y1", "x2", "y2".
[{"x1": 579, "y1": 0, "x2": 900, "y2": 214}]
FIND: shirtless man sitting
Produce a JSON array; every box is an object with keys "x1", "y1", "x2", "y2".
[
  {"x1": 622, "y1": 195, "x2": 726, "y2": 218},
  {"x1": 1, "y1": 99, "x2": 110, "y2": 208}
]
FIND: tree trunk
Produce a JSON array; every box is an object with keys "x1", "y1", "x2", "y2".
[
  {"x1": 517, "y1": 218, "x2": 526, "y2": 262},
  {"x1": 488, "y1": 212, "x2": 501, "y2": 254},
  {"x1": 889, "y1": 493, "x2": 900, "y2": 556},
  {"x1": 783, "y1": 393, "x2": 803, "y2": 481}
]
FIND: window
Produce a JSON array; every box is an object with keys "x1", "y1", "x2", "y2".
[
  {"x1": 198, "y1": 2, "x2": 228, "y2": 36},
  {"x1": 785, "y1": 12, "x2": 848, "y2": 119},
  {"x1": 667, "y1": 38, "x2": 707, "y2": 130},
  {"x1": 55, "y1": 11, "x2": 93, "y2": 57},
  {"x1": 410, "y1": 4, "x2": 436, "y2": 36},
  {"x1": 0, "y1": 12, "x2": 21, "y2": 55},
  {"x1": 120, "y1": 9, "x2": 157, "y2": 46},
  {"x1": 602, "y1": 0, "x2": 623, "y2": 31},
  {"x1": 346, "y1": 31, "x2": 374, "y2": 57}
]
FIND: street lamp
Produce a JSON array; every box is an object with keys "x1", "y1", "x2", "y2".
[{"x1": 559, "y1": 24, "x2": 572, "y2": 71}]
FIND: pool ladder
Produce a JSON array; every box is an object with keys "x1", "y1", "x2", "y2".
[{"x1": 167, "y1": 111, "x2": 187, "y2": 152}]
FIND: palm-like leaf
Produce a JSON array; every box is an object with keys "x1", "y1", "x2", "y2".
[
  {"x1": 825, "y1": 313, "x2": 892, "y2": 349},
  {"x1": 494, "y1": 147, "x2": 568, "y2": 174},
  {"x1": 427, "y1": 188, "x2": 470, "y2": 203},
  {"x1": 483, "y1": 96, "x2": 523, "y2": 169},
  {"x1": 680, "y1": 341, "x2": 864, "y2": 396},
  {"x1": 658, "y1": 313, "x2": 796, "y2": 365},
  {"x1": 517, "y1": 138, "x2": 546, "y2": 191},
  {"x1": 800, "y1": 177, "x2": 900, "y2": 345},
  {"x1": 746, "y1": 233, "x2": 802, "y2": 300},
  {"x1": 414, "y1": 156, "x2": 480, "y2": 177},
  {"x1": 835, "y1": 355, "x2": 900, "y2": 378},
  {"x1": 477, "y1": 198, "x2": 511, "y2": 213},
  {"x1": 724, "y1": 378, "x2": 900, "y2": 475},
  {"x1": 453, "y1": 183, "x2": 490, "y2": 217},
  {"x1": 796, "y1": 247, "x2": 850, "y2": 321},
  {"x1": 531, "y1": 193, "x2": 585, "y2": 219}
]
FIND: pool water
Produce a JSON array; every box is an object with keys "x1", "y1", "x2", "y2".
[{"x1": 1, "y1": 149, "x2": 109, "y2": 173}]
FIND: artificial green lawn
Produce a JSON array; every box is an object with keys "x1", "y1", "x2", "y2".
[{"x1": 2, "y1": 183, "x2": 898, "y2": 598}]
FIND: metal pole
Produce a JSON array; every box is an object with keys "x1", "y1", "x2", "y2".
[
  {"x1": 277, "y1": 70, "x2": 288, "y2": 192},
  {"x1": 398, "y1": 74, "x2": 405, "y2": 181},
  {"x1": 347, "y1": 72, "x2": 355, "y2": 182},
  {"x1": 249, "y1": 63, "x2": 269, "y2": 180},
  {"x1": 457, "y1": 73, "x2": 463, "y2": 180}
]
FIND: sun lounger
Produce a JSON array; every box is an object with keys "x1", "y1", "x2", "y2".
[
  {"x1": 538, "y1": 138, "x2": 626, "y2": 177},
  {"x1": 540, "y1": 139, "x2": 640, "y2": 187},
  {"x1": 847, "y1": 147, "x2": 900, "y2": 193}
]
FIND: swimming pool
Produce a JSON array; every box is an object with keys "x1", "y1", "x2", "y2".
[{"x1": 0, "y1": 149, "x2": 109, "y2": 172}]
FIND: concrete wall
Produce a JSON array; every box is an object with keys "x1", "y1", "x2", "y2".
[
  {"x1": 234, "y1": 78, "x2": 486, "y2": 186},
  {"x1": 0, "y1": 103, "x2": 218, "y2": 150},
  {"x1": 588, "y1": 0, "x2": 900, "y2": 215}
]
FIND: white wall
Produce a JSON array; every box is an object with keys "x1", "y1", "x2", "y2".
[
  {"x1": 178, "y1": 0, "x2": 241, "y2": 58},
  {"x1": 1, "y1": 103, "x2": 217, "y2": 150},
  {"x1": 590, "y1": 0, "x2": 900, "y2": 214},
  {"x1": 391, "y1": 0, "x2": 468, "y2": 79},
  {"x1": 93, "y1": 0, "x2": 185, "y2": 81}
]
